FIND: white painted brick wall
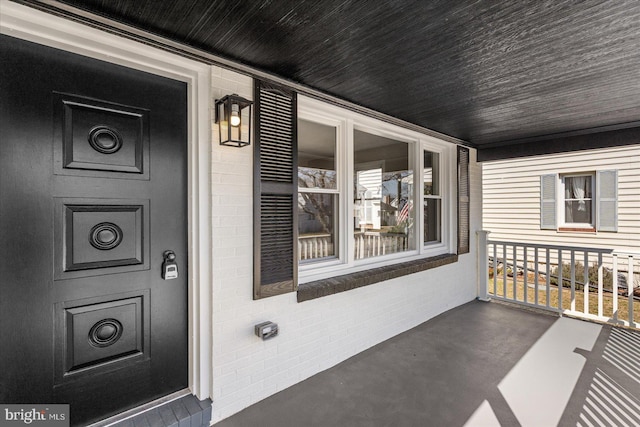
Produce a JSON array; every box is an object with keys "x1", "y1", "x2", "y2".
[{"x1": 210, "y1": 66, "x2": 482, "y2": 423}]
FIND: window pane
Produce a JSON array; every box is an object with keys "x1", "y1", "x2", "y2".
[
  {"x1": 423, "y1": 151, "x2": 440, "y2": 196},
  {"x1": 565, "y1": 201, "x2": 592, "y2": 224},
  {"x1": 298, "y1": 119, "x2": 336, "y2": 189},
  {"x1": 353, "y1": 130, "x2": 414, "y2": 259},
  {"x1": 564, "y1": 175, "x2": 593, "y2": 224},
  {"x1": 424, "y1": 150, "x2": 441, "y2": 244},
  {"x1": 298, "y1": 193, "x2": 337, "y2": 261},
  {"x1": 564, "y1": 176, "x2": 592, "y2": 199},
  {"x1": 424, "y1": 198, "x2": 441, "y2": 243}
]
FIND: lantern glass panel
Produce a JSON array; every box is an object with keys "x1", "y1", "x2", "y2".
[{"x1": 217, "y1": 95, "x2": 252, "y2": 147}]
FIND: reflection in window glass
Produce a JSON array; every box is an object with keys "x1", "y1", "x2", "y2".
[
  {"x1": 424, "y1": 199, "x2": 441, "y2": 243},
  {"x1": 353, "y1": 130, "x2": 413, "y2": 259},
  {"x1": 424, "y1": 151, "x2": 441, "y2": 244},
  {"x1": 298, "y1": 193, "x2": 337, "y2": 261},
  {"x1": 298, "y1": 119, "x2": 338, "y2": 262},
  {"x1": 298, "y1": 119, "x2": 336, "y2": 190}
]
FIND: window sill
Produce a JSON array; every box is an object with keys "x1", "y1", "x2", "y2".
[
  {"x1": 297, "y1": 253, "x2": 458, "y2": 302},
  {"x1": 558, "y1": 227, "x2": 596, "y2": 233}
]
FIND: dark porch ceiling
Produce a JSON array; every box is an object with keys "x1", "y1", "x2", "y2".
[{"x1": 24, "y1": 0, "x2": 640, "y2": 160}]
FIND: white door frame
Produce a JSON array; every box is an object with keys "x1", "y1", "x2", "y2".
[{"x1": 0, "y1": 0, "x2": 213, "y2": 400}]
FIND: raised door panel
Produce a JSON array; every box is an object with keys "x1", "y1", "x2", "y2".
[
  {"x1": 53, "y1": 90, "x2": 149, "y2": 179},
  {"x1": 54, "y1": 198, "x2": 150, "y2": 279}
]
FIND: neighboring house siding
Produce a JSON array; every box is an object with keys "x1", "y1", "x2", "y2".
[
  {"x1": 210, "y1": 66, "x2": 481, "y2": 422},
  {"x1": 482, "y1": 144, "x2": 640, "y2": 254}
]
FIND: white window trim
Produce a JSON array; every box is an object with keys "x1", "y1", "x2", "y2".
[
  {"x1": 298, "y1": 96, "x2": 455, "y2": 283},
  {"x1": 298, "y1": 109, "x2": 347, "y2": 269},
  {"x1": 559, "y1": 172, "x2": 595, "y2": 229},
  {"x1": 421, "y1": 141, "x2": 451, "y2": 251}
]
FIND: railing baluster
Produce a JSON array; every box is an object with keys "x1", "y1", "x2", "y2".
[
  {"x1": 570, "y1": 250, "x2": 576, "y2": 312},
  {"x1": 628, "y1": 255, "x2": 634, "y2": 326},
  {"x1": 534, "y1": 247, "x2": 539, "y2": 306},
  {"x1": 613, "y1": 253, "x2": 618, "y2": 323},
  {"x1": 546, "y1": 248, "x2": 551, "y2": 308},
  {"x1": 512, "y1": 244, "x2": 517, "y2": 301},
  {"x1": 598, "y1": 253, "x2": 603, "y2": 318},
  {"x1": 583, "y1": 251, "x2": 589, "y2": 315},
  {"x1": 503, "y1": 243, "x2": 508, "y2": 299},
  {"x1": 493, "y1": 242, "x2": 497, "y2": 297},
  {"x1": 558, "y1": 250, "x2": 563, "y2": 312},
  {"x1": 523, "y1": 246, "x2": 528, "y2": 304}
]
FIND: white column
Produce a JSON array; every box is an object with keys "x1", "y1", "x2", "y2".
[
  {"x1": 477, "y1": 230, "x2": 491, "y2": 302},
  {"x1": 628, "y1": 255, "x2": 635, "y2": 325}
]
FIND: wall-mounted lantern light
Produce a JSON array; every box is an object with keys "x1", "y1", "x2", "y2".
[{"x1": 215, "y1": 94, "x2": 253, "y2": 147}]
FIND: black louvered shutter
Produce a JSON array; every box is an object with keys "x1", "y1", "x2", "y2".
[
  {"x1": 457, "y1": 146, "x2": 470, "y2": 254},
  {"x1": 253, "y1": 80, "x2": 297, "y2": 299}
]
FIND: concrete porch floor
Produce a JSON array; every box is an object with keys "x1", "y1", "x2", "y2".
[{"x1": 215, "y1": 300, "x2": 640, "y2": 427}]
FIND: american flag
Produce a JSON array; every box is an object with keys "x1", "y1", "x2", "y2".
[{"x1": 398, "y1": 200, "x2": 412, "y2": 222}]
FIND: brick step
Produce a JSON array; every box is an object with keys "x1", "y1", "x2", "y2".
[{"x1": 111, "y1": 395, "x2": 211, "y2": 427}]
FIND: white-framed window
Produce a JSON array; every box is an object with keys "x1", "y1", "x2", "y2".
[
  {"x1": 298, "y1": 96, "x2": 454, "y2": 281},
  {"x1": 540, "y1": 170, "x2": 618, "y2": 232},
  {"x1": 298, "y1": 118, "x2": 340, "y2": 263},
  {"x1": 561, "y1": 173, "x2": 594, "y2": 227},
  {"x1": 424, "y1": 150, "x2": 441, "y2": 244},
  {"x1": 353, "y1": 129, "x2": 415, "y2": 259}
]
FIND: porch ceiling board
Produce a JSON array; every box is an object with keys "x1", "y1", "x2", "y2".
[{"x1": 29, "y1": 0, "x2": 640, "y2": 158}]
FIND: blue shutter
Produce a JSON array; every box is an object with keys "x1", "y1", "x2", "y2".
[
  {"x1": 540, "y1": 174, "x2": 557, "y2": 230},
  {"x1": 597, "y1": 170, "x2": 618, "y2": 232}
]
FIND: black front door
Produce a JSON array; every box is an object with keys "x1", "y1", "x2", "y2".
[{"x1": 0, "y1": 35, "x2": 189, "y2": 426}]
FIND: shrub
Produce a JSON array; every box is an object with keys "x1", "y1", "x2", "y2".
[{"x1": 550, "y1": 262, "x2": 614, "y2": 290}]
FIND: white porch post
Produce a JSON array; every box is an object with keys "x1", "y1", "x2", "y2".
[
  {"x1": 628, "y1": 254, "x2": 635, "y2": 326},
  {"x1": 477, "y1": 230, "x2": 491, "y2": 302}
]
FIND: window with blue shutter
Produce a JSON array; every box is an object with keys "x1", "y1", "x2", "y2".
[{"x1": 540, "y1": 171, "x2": 618, "y2": 232}]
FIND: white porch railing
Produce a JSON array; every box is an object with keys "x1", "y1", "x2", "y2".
[
  {"x1": 477, "y1": 231, "x2": 639, "y2": 330},
  {"x1": 354, "y1": 232, "x2": 407, "y2": 259},
  {"x1": 298, "y1": 234, "x2": 334, "y2": 261},
  {"x1": 298, "y1": 232, "x2": 408, "y2": 261}
]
